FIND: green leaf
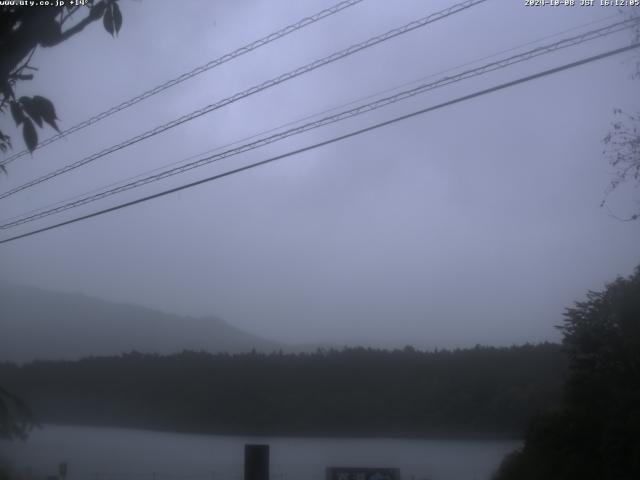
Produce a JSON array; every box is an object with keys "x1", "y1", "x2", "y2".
[
  {"x1": 19, "y1": 96, "x2": 43, "y2": 128},
  {"x1": 1, "y1": 81, "x2": 14, "y2": 101},
  {"x1": 22, "y1": 117, "x2": 38, "y2": 153},
  {"x1": 103, "y1": 3, "x2": 115, "y2": 36},
  {"x1": 32, "y1": 95, "x2": 60, "y2": 132},
  {"x1": 112, "y1": 2, "x2": 123, "y2": 35},
  {"x1": 10, "y1": 101, "x2": 24, "y2": 125},
  {"x1": 0, "y1": 130, "x2": 11, "y2": 149}
]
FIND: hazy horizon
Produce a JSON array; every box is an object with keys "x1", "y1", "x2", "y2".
[
  {"x1": 2, "y1": 0, "x2": 639, "y2": 350},
  {"x1": 1, "y1": 280, "x2": 568, "y2": 354}
]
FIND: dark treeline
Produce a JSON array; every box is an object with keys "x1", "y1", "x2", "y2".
[
  {"x1": 0, "y1": 343, "x2": 565, "y2": 437},
  {"x1": 494, "y1": 266, "x2": 640, "y2": 480}
]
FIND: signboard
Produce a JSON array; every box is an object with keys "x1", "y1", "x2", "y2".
[{"x1": 326, "y1": 467, "x2": 401, "y2": 480}]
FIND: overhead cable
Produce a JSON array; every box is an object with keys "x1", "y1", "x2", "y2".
[
  {"x1": 2, "y1": 17, "x2": 636, "y2": 230},
  {"x1": 0, "y1": 0, "x2": 366, "y2": 167},
  {"x1": 1, "y1": 41, "x2": 637, "y2": 245},
  {"x1": 0, "y1": 0, "x2": 487, "y2": 200}
]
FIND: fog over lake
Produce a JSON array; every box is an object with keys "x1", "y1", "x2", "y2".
[
  {"x1": 1, "y1": 425, "x2": 520, "y2": 480},
  {"x1": 1, "y1": 0, "x2": 639, "y2": 479}
]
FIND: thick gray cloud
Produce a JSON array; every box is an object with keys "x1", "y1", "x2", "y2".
[{"x1": 1, "y1": 0, "x2": 639, "y2": 349}]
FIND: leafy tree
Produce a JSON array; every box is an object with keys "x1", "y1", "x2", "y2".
[
  {"x1": 601, "y1": 16, "x2": 640, "y2": 221},
  {"x1": 602, "y1": 110, "x2": 640, "y2": 221},
  {"x1": 0, "y1": 0, "x2": 123, "y2": 163},
  {"x1": 494, "y1": 266, "x2": 640, "y2": 480},
  {"x1": 0, "y1": 386, "x2": 35, "y2": 440},
  {"x1": 0, "y1": 0, "x2": 124, "y2": 443},
  {"x1": 560, "y1": 266, "x2": 640, "y2": 478}
]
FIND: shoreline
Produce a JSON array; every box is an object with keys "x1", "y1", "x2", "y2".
[{"x1": 34, "y1": 422, "x2": 523, "y2": 442}]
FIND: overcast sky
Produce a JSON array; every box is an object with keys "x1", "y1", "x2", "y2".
[{"x1": 1, "y1": 0, "x2": 639, "y2": 349}]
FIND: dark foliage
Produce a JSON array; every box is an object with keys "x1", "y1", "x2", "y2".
[
  {"x1": 494, "y1": 266, "x2": 640, "y2": 480},
  {"x1": 0, "y1": 343, "x2": 565, "y2": 437},
  {"x1": 0, "y1": 386, "x2": 36, "y2": 440},
  {"x1": 0, "y1": 0, "x2": 122, "y2": 157},
  {"x1": 600, "y1": 16, "x2": 640, "y2": 221},
  {"x1": 602, "y1": 109, "x2": 640, "y2": 221},
  {"x1": 0, "y1": 0, "x2": 124, "y2": 441}
]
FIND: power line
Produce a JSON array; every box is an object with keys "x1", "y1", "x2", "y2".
[
  {"x1": 2, "y1": 11, "x2": 624, "y2": 227},
  {"x1": 1, "y1": 42, "x2": 637, "y2": 246},
  {"x1": 0, "y1": 0, "x2": 366, "y2": 168},
  {"x1": 2, "y1": 17, "x2": 634, "y2": 228},
  {"x1": 2, "y1": 17, "x2": 636, "y2": 230},
  {"x1": 0, "y1": 0, "x2": 487, "y2": 200}
]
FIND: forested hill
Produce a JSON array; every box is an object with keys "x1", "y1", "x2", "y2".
[
  {"x1": 0, "y1": 344, "x2": 566, "y2": 437},
  {"x1": 0, "y1": 283, "x2": 285, "y2": 362}
]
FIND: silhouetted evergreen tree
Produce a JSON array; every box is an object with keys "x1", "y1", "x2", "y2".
[{"x1": 494, "y1": 266, "x2": 640, "y2": 480}]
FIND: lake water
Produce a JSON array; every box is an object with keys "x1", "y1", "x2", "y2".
[{"x1": 0, "y1": 425, "x2": 520, "y2": 480}]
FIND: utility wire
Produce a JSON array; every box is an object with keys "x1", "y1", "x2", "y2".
[
  {"x1": 1, "y1": 17, "x2": 634, "y2": 227},
  {"x1": 0, "y1": 0, "x2": 487, "y2": 200},
  {"x1": 1, "y1": 17, "x2": 636, "y2": 230},
  {"x1": 1, "y1": 42, "x2": 638, "y2": 246},
  {"x1": 2, "y1": 10, "x2": 623, "y2": 227},
  {"x1": 0, "y1": 0, "x2": 366, "y2": 168}
]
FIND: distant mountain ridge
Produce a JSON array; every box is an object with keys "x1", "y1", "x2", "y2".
[{"x1": 0, "y1": 283, "x2": 287, "y2": 362}]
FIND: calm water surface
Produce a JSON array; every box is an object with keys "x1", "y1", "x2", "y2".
[{"x1": 0, "y1": 425, "x2": 520, "y2": 480}]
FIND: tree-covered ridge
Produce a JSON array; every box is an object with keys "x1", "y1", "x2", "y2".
[
  {"x1": 494, "y1": 266, "x2": 640, "y2": 480},
  {"x1": 0, "y1": 343, "x2": 564, "y2": 437}
]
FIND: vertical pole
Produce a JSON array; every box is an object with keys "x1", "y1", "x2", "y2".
[{"x1": 244, "y1": 444, "x2": 269, "y2": 480}]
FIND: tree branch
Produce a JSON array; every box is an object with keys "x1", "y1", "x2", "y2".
[{"x1": 54, "y1": 4, "x2": 106, "y2": 45}]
